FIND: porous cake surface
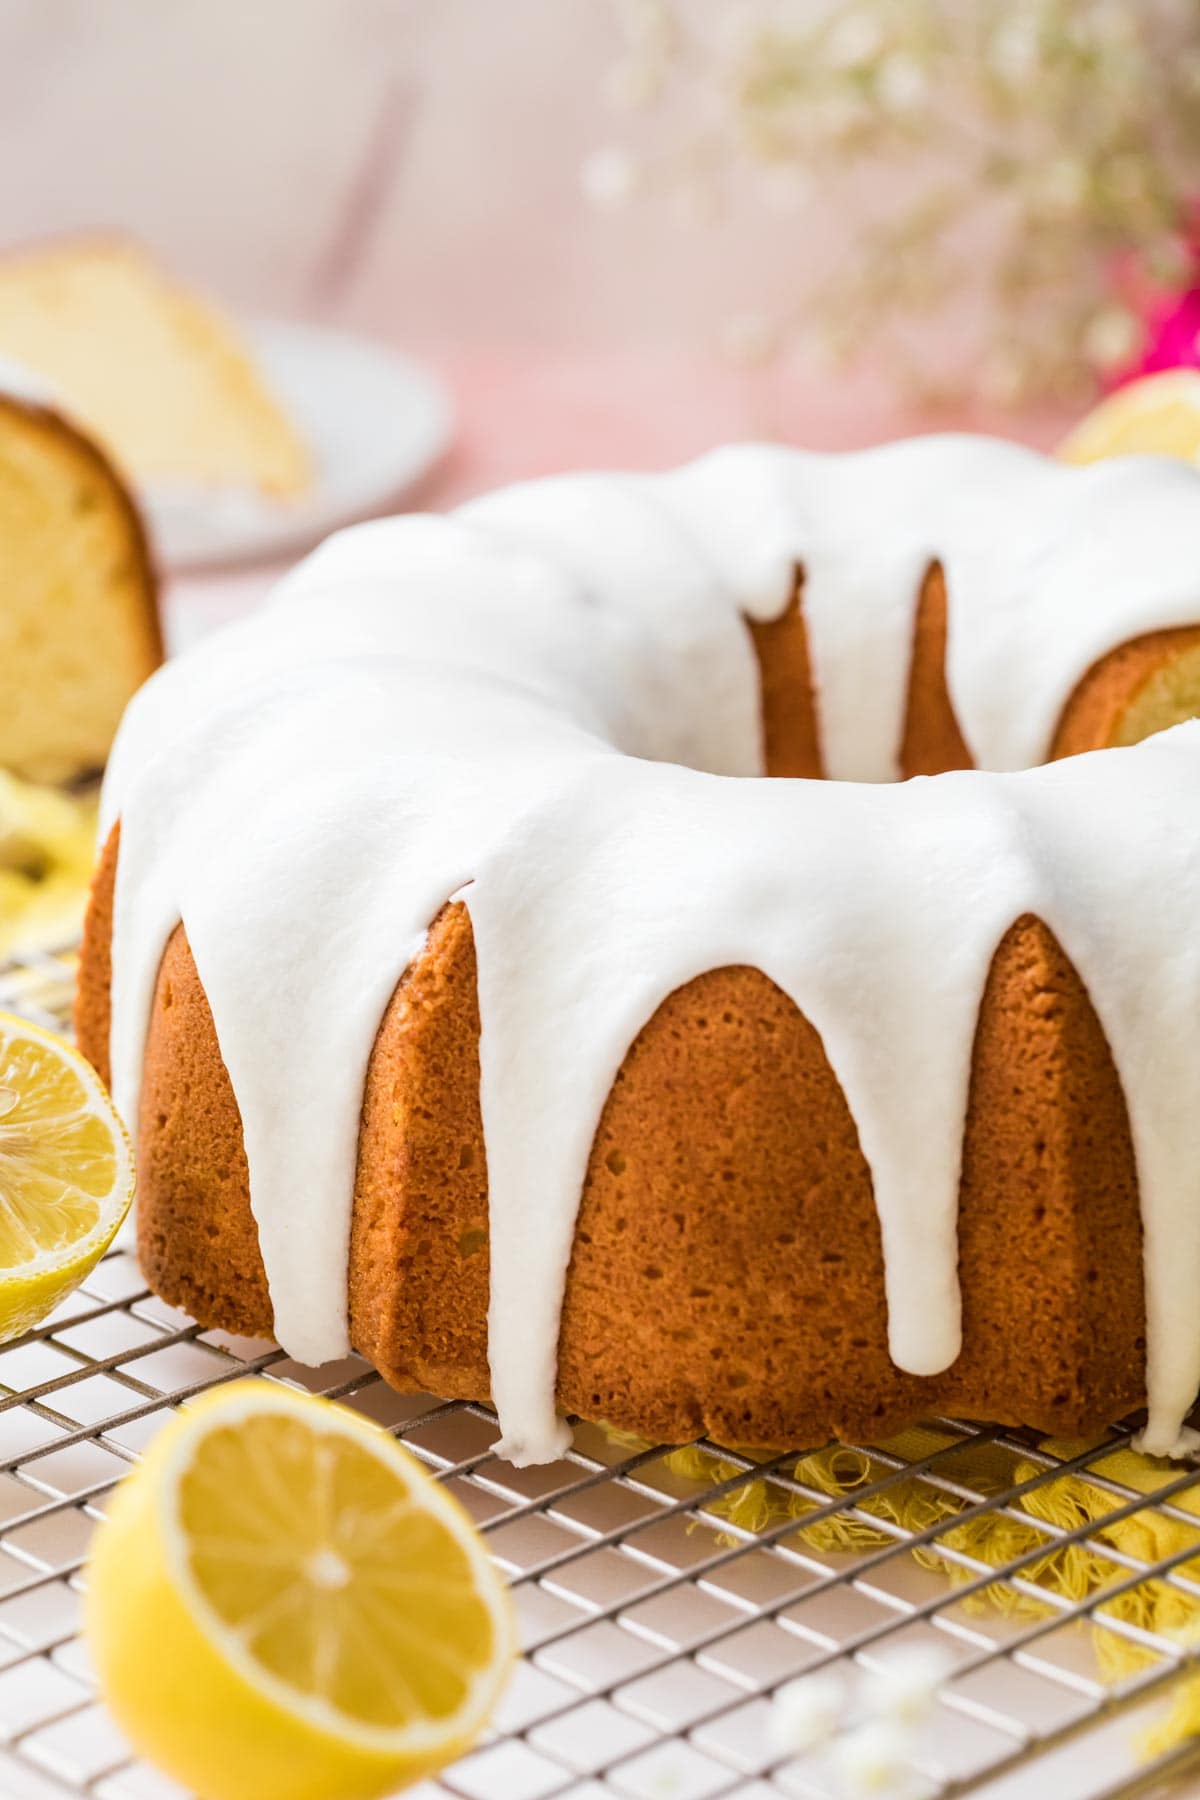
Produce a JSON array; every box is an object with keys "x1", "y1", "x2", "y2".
[
  {"x1": 80, "y1": 435, "x2": 1200, "y2": 1464},
  {"x1": 0, "y1": 388, "x2": 160, "y2": 782}
]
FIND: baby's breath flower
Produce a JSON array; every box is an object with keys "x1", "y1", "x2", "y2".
[
  {"x1": 581, "y1": 146, "x2": 640, "y2": 210},
  {"x1": 597, "y1": 0, "x2": 1200, "y2": 405},
  {"x1": 989, "y1": 17, "x2": 1042, "y2": 82},
  {"x1": 1082, "y1": 306, "x2": 1141, "y2": 373},
  {"x1": 769, "y1": 1672, "x2": 846, "y2": 1756},
  {"x1": 825, "y1": 11, "x2": 885, "y2": 69},
  {"x1": 831, "y1": 1718, "x2": 917, "y2": 1795},
  {"x1": 859, "y1": 1644, "x2": 955, "y2": 1726},
  {"x1": 979, "y1": 346, "x2": 1031, "y2": 406},
  {"x1": 1030, "y1": 156, "x2": 1089, "y2": 217},
  {"x1": 876, "y1": 53, "x2": 927, "y2": 114}
]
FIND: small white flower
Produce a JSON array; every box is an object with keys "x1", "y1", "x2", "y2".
[
  {"x1": 979, "y1": 346, "x2": 1027, "y2": 406},
  {"x1": 1082, "y1": 306, "x2": 1140, "y2": 374},
  {"x1": 826, "y1": 12, "x2": 884, "y2": 68},
  {"x1": 581, "y1": 146, "x2": 640, "y2": 211},
  {"x1": 860, "y1": 1644, "x2": 955, "y2": 1727},
  {"x1": 876, "y1": 53, "x2": 927, "y2": 114},
  {"x1": 832, "y1": 1718, "x2": 916, "y2": 1795},
  {"x1": 989, "y1": 18, "x2": 1040, "y2": 82},
  {"x1": 1032, "y1": 157, "x2": 1088, "y2": 216},
  {"x1": 769, "y1": 1671, "x2": 846, "y2": 1756}
]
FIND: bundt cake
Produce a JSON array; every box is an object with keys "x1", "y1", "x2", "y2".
[
  {"x1": 0, "y1": 374, "x2": 160, "y2": 784},
  {"x1": 0, "y1": 238, "x2": 311, "y2": 498},
  {"x1": 76, "y1": 435, "x2": 1200, "y2": 1466}
]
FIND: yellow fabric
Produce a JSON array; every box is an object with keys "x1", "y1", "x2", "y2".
[
  {"x1": 0, "y1": 774, "x2": 96, "y2": 956},
  {"x1": 654, "y1": 1432, "x2": 1200, "y2": 1757}
]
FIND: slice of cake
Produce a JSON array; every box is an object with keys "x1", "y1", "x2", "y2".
[
  {"x1": 0, "y1": 388, "x2": 162, "y2": 783},
  {"x1": 0, "y1": 238, "x2": 312, "y2": 497}
]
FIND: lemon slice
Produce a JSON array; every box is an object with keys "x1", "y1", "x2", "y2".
[
  {"x1": 85, "y1": 1380, "x2": 515, "y2": 1800},
  {"x1": 0, "y1": 1013, "x2": 132, "y2": 1340},
  {"x1": 1058, "y1": 369, "x2": 1200, "y2": 467}
]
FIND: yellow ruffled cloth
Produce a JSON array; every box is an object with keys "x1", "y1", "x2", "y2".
[
  {"x1": 659, "y1": 1428, "x2": 1200, "y2": 1759},
  {"x1": 0, "y1": 772, "x2": 97, "y2": 958}
]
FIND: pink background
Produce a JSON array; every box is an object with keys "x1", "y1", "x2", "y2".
[
  {"x1": 0, "y1": 0, "x2": 1076, "y2": 637},
  {"x1": 0, "y1": 0, "x2": 839, "y2": 349}
]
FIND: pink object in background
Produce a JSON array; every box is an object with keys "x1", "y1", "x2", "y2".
[
  {"x1": 1131, "y1": 280, "x2": 1200, "y2": 377},
  {"x1": 1111, "y1": 207, "x2": 1200, "y2": 384}
]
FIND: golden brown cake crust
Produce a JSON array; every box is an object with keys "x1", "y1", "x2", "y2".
[
  {"x1": 1050, "y1": 625, "x2": 1200, "y2": 760},
  {"x1": 746, "y1": 575, "x2": 823, "y2": 778},
  {"x1": 901, "y1": 563, "x2": 974, "y2": 777},
  {"x1": 78, "y1": 598, "x2": 1200, "y2": 1449},
  {"x1": 741, "y1": 560, "x2": 1187, "y2": 785},
  {"x1": 77, "y1": 857, "x2": 1146, "y2": 1446},
  {"x1": 748, "y1": 562, "x2": 976, "y2": 781}
]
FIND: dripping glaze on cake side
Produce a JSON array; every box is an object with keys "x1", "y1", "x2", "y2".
[{"x1": 98, "y1": 435, "x2": 1200, "y2": 1465}]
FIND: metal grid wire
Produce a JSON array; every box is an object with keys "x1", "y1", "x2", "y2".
[{"x1": 0, "y1": 950, "x2": 1198, "y2": 1798}]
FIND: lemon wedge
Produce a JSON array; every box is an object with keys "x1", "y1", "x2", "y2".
[
  {"x1": 85, "y1": 1380, "x2": 515, "y2": 1800},
  {"x1": 0, "y1": 1013, "x2": 132, "y2": 1340},
  {"x1": 1058, "y1": 369, "x2": 1200, "y2": 467}
]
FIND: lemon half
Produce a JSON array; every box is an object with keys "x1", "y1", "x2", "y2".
[
  {"x1": 86, "y1": 1380, "x2": 515, "y2": 1800},
  {"x1": 1059, "y1": 368, "x2": 1200, "y2": 467},
  {"x1": 0, "y1": 1012, "x2": 133, "y2": 1339}
]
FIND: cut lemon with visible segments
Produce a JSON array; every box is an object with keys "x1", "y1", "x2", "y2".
[
  {"x1": 0, "y1": 1012, "x2": 132, "y2": 1339},
  {"x1": 1058, "y1": 369, "x2": 1200, "y2": 467},
  {"x1": 85, "y1": 1380, "x2": 515, "y2": 1800}
]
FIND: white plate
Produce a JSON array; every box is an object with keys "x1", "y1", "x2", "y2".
[{"x1": 140, "y1": 319, "x2": 454, "y2": 572}]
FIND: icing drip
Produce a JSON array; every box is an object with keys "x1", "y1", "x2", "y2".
[{"x1": 101, "y1": 435, "x2": 1200, "y2": 1463}]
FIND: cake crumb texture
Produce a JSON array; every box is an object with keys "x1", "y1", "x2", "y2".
[{"x1": 0, "y1": 393, "x2": 160, "y2": 783}]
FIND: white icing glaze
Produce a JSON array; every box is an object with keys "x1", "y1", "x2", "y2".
[{"x1": 101, "y1": 435, "x2": 1200, "y2": 1463}]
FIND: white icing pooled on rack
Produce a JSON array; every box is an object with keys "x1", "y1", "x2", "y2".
[{"x1": 101, "y1": 435, "x2": 1200, "y2": 1464}]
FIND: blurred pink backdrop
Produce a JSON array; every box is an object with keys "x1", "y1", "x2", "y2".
[
  {"x1": 1, "y1": 1, "x2": 808, "y2": 346},
  {"x1": 0, "y1": 0, "x2": 1076, "y2": 638}
]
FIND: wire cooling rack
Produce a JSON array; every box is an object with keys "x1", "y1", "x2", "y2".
[{"x1": 0, "y1": 949, "x2": 1199, "y2": 1799}]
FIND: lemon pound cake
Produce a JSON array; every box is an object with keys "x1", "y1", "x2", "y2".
[
  {"x1": 0, "y1": 377, "x2": 160, "y2": 783},
  {"x1": 78, "y1": 436, "x2": 1200, "y2": 1466},
  {"x1": 0, "y1": 239, "x2": 311, "y2": 498}
]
